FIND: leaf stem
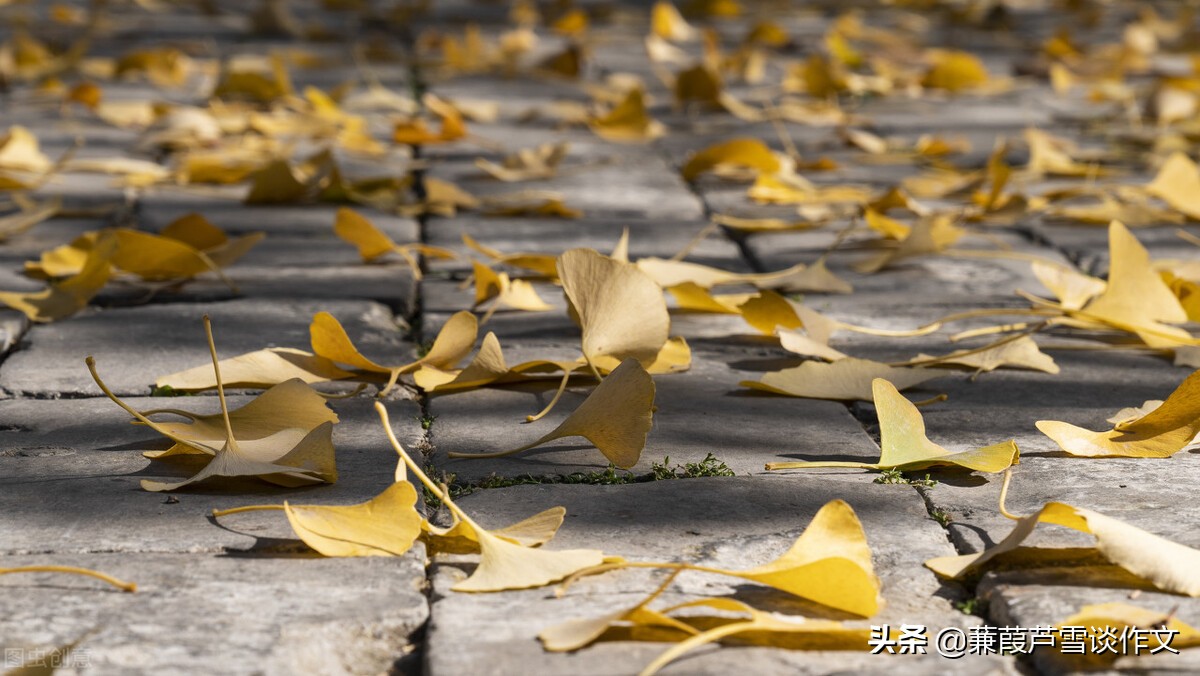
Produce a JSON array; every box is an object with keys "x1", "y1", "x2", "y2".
[
  {"x1": 997, "y1": 469, "x2": 1021, "y2": 520},
  {"x1": 86, "y1": 357, "x2": 214, "y2": 454},
  {"x1": 0, "y1": 565, "x2": 136, "y2": 592},
  {"x1": 524, "y1": 367, "x2": 576, "y2": 423},
  {"x1": 203, "y1": 315, "x2": 240, "y2": 454},
  {"x1": 375, "y1": 401, "x2": 478, "y2": 529}
]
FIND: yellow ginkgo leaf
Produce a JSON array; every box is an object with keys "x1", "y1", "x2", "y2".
[
  {"x1": 680, "y1": 138, "x2": 781, "y2": 181},
  {"x1": 423, "y1": 505, "x2": 568, "y2": 555},
  {"x1": 743, "y1": 357, "x2": 940, "y2": 401},
  {"x1": 539, "y1": 572, "x2": 697, "y2": 653},
  {"x1": 475, "y1": 142, "x2": 569, "y2": 182},
  {"x1": 1145, "y1": 152, "x2": 1200, "y2": 220},
  {"x1": 376, "y1": 402, "x2": 609, "y2": 592},
  {"x1": 560, "y1": 248, "x2": 671, "y2": 368},
  {"x1": 1050, "y1": 603, "x2": 1200, "y2": 664},
  {"x1": 463, "y1": 234, "x2": 559, "y2": 277},
  {"x1": 864, "y1": 208, "x2": 910, "y2": 240},
  {"x1": 243, "y1": 159, "x2": 308, "y2": 204},
  {"x1": 589, "y1": 88, "x2": 665, "y2": 143},
  {"x1": 449, "y1": 359, "x2": 654, "y2": 468},
  {"x1": 1032, "y1": 260, "x2": 1105, "y2": 310},
  {"x1": 769, "y1": 378, "x2": 1019, "y2": 473},
  {"x1": 666, "y1": 282, "x2": 751, "y2": 314},
  {"x1": 483, "y1": 195, "x2": 582, "y2": 219},
  {"x1": 333, "y1": 207, "x2": 456, "y2": 280},
  {"x1": 747, "y1": 172, "x2": 871, "y2": 205},
  {"x1": 139, "y1": 378, "x2": 340, "y2": 459},
  {"x1": 1037, "y1": 368, "x2": 1200, "y2": 457},
  {"x1": 0, "y1": 235, "x2": 114, "y2": 323},
  {"x1": 1025, "y1": 129, "x2": 1110, "y2": 178},
  {"x1": 90, "y1": 317, "x2": 338, "y2": 492},
  {"x1": 637, "y1": 257, "x2": 852, "y2": 293},
  {"x1": 155, "y1": 347, "x2": 355, "y2": 391},
  {"x1": 0, "y1": 125, "x2": 52, "y2": 173},
  {"x1": 564, "y1": 499, "x2": 881, "y2": 617},
  {"x1": 636, "y1": 599, "x2": 871, "y2": 676},
  {"x1": 392, "y1": 94, "x2": 468, "y2": 145},
  {"x1": 921, "y1": 50, "x2": 989, "y2": 92},
  {"x1": 651, "y1": 1, "x2": 696, "y2": 42},
  {"x1": 311, "y1": 310, "x2": 477, "y2": 395},
  {"x1": 737, "y1": 290, "x2": 803, "y2": 335},
  {"x1": 926, "y1": 476, "x2": 1200, "y2": 597},
  {"x1": 212, "y1": 55, "x2": 292, "y2": 102},
  {"x1": 1073, "y1": 221, "x2": 1191, "y2": 347},
  {"x1": 215, "y1": 482, "x2": 422, "y2": 557},
  {"x1": 722, "y1": 499, "x2": 880, "y2": 615},
  {"x1": 471, "y1": 261, "x2": 554, "y2": 321},
  {"x1": 908, "y1": 335, "x2": 1059, "y2": 374},
  {"x1": 0, "y1": 565, "x2": 136, "y2": 593},
  {"x1": 673, "y1": 64, "x2": 722, "y2": 106},
  {"x1": 854, "y1": 213, "x2": 965, "y2": 273}
]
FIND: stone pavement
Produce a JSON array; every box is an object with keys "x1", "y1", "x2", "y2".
[{"x1": 3, "y1": 1, "x2": 1200, "y2": 674}]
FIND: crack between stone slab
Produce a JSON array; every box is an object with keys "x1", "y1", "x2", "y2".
[{"x1": 651, "y1": 142, "x2": 769, "y2": 273}]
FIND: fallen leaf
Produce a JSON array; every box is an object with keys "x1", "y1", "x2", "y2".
[
  {"x1": 311, "y1": 310, "x2": 476, "y2": 395},
  {"x1": 680, "y1": 138, "x2": 781, "y2": 181},
  {"x1": 1071, "y1": 221, "x2": 1191, "y2": 347},
  {"x1": 476, "y1": 142, "x2": 569, "y2": 182},
  {"x1": 908, "y1": 335, "x2": 1059, "y2": 374},
  {"x1": 377, "y1": 402, "x2": 608, "y2": 591},
  {"x1": 637, "y1": 599, "x2": 873, "y2": 676},
  {"x1": 1037, "y1": 368, "x2": 1200, "y2": 457},
  {"x1": 854, "y1": 213, "x2": 965, "y2": 273},
  {"x1": 0, "y1": 125, "x2": 53, "y2": 173},
  {"x1": 742, "y1": 358, "x2": 940, "y2": 401},
  {"x1": 926, "y1": 476, "x2": 1200, "y2": 597},
  {"x1": 560, "y1": 248, "x2": 671, "y2": 368},
  {"x1": 448, "y1": 358, "x2": 655, "y2": 468},
  {"x1": 637, "y1": 257, "x2": 852, "y2": 293},
  {"x1": 1049, "y1": 603, "x2": 1200, "y2": 665},
  {"x1": 768, "y1": 378, "x2": 1019, "y2": 472},
  {"x1": 472, "y1": 261, "x2": 554, "y2": 319},
  {"x1": 921, "y1": 50, "x2": 989, "y2": 92},
  {"x1": 0, "y1": 234, "x2": 114, "y2": 322},
  {"x1": 589, "y1": 88, "x2": 665, "y2": 143},
  {"x1": 215, "y1": 482, "x2": 423, "y2": 557},
  {"x1": 333, "y1": 207, "x2": 456, "y2": 279},
  {"x1": 89, "y1": 317, "x2": 338, "y2": 492},
  {"x1": 651, "y1": 1, "x2": 696, "y2": 42},
  {"x1": 1146, "y1": 151, "x2": 1200, "y2": 220}
]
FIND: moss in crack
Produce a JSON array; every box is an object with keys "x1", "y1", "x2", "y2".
[
  {"x1": 954, "y1": 597, "x2": 988, "y2": 617},
  {"x1": 417, "y1": 413, "x2": 437, "y2": 431},
  {"x1": 931, "y1": 508, "x2": 953, "y2": 527},
  {"x1": 873, "y1": 468, "x2": 938, "y2": 487},
  {"x1": 420, "y1": 454, "x2": 735, "y2": 509}
]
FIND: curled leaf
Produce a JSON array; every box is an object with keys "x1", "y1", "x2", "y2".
[
  {"x1": 1037, "y1": 368, "x2": 1200, "y2": 457},
  {"x1": 448, "y1": 358, "x2": 655, "y2": 468},
  {"x1": 769, "y1": 378, "x2": 1019, "y2": 473}
]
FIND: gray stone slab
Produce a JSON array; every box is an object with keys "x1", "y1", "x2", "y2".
[
  {"x1": 424, "y1": 477, "x2": 1014, "y2": 675},
  {"x1": 0, "y1": 396, "x2": 424, "y2": 554},
  {"x1": 0, "y1": 551, "x2": 428, "y2": 676},
  {"x1": 0, "y1": 298, "x2": 408, "y2": 396}
]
